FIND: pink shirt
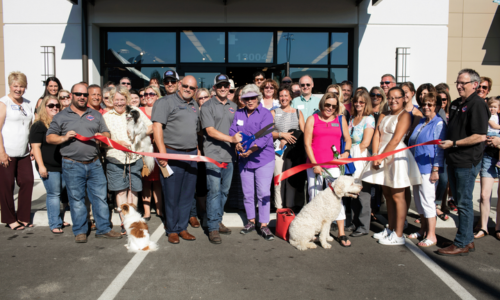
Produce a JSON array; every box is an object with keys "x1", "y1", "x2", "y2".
[{"x1": 309, "y1": 114, "x2": 342, "y2": 168}]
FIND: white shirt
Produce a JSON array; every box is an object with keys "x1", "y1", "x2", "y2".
[
  {"x1": 488, "y1": 114, "x2": 499, "y2": 134},
  {"x1": 0, "y1": 95, "x2": 34, "y2": 157}
]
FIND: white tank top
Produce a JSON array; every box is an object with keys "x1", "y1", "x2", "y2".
[{"x1": 0, "y1": 95, "x2": 34, "y2": 157}]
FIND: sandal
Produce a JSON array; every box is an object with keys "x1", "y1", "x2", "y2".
[
  {"x1": 337, "y1": 235, "x2": 351, "y2": 248},
  {"x1": 417, "y1": 238, "x2": 436, "y2": 247},
  {"x1": 495, "y1": 230, "x2": 500, "y2": 241},
  {"x1": 414, "y1": 218, "x2": 421, "y2": 224},
  {"x1": 5, "y1": 223, "x2": 25, "y2": 231},
  {"x1": 474, "y1": 229, "x2": 488, "y2": 239},
  {"x1": 448, "y1": 200, "x2": 457, "y2": 211},
  {"x1": 51, "y1": 228, "x2": 63, "y2": 234},
  {"x1": 437, "y1": 214, "x2": 449, "y2": 221},
  {"x1": 408, "y1": 232, "x2": 422, "y2": 239},
  {"x1": 143, "y1": 216, "x2": 151, "y2": 222},
  {"x1": 19, "y1": 221, "x2": 34, "y2": 228},
  {"x1": 62, "y1": 222, "x2": 71, "y2": 228}
]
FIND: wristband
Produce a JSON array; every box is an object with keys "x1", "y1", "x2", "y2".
[{"x1": 279, "y1": 132, "x2": 282, "y2": 139}]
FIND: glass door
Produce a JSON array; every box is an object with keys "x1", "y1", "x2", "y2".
[{"x1": 178, "y1": 66, "x2": 226, "y2": 90}]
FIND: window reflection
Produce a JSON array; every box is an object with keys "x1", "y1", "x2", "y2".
[
  {"x1": 330, "y1": 68, "x2": 348, "y2": 84},
  {"x1": 228, "y1": 32, "x2": 273, "y2": 63},
  {"x1": 106, "y1": 32, "x2": 176, "y2": 64},
  {"x1": 185, "y1": 72, "x2": 221, "y2": 89},
  {"x1": 330, "y1": 33, "x2": 349, "y2": 65},
  {"x1": 106, "y1": 66, "x2": 176, "y2": 89},
  {"x1": 181, "y1": 31, "x2": 225, "y2": 63},
  {"x1": 277, "y1": 32, "x2": 329, "y2": 65},
  {"x1": 289, "y1": 68, "x2": 329, "y2": 94}
]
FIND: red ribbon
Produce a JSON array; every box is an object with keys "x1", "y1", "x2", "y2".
[
  {"x1": 75, "y1": 134, "x2": 228, "y2": 169},
  {"x1": 273, "y1": 140, "x2": 441, "y2": 186}
]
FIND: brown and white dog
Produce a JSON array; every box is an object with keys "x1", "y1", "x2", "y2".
[{"x1": 118, "y1": 203, "x2": 158, "y2": 253}]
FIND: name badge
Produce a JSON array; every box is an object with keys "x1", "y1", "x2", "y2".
[
  {"x1": 11, "y1": 105, "x2": 19, "y2": 110},
  {"x1": 237, "y1": 120, "x2": 244, "y2": 126},
  {"x1": 298, "y1": 105, "x2": 305, "y2": 109},
  {"x1": 332, "y1": 123, "x2": 339, "y2": 127},
  {"x1": 276, "y1": 114, "x2": 282, "y2": 117},
  {"x1": 451, "y1": 105, "x2": 457, "y2": 110},
  {"x1": 179, "y1": 106, "x2": 187, "y2": 110}
]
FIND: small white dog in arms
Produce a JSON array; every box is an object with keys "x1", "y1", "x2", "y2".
[
  {"x1": 118, "y1": 203, "x2": 158, "y2": 253},
  {"x1": 125, "y1": 106, "x2": 155, "y2": 173},
  {"x1": 288, "y1": 176, "x2": 362, "y2": 251}
]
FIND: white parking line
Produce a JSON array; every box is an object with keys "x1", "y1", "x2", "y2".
[{"x1": 97, "y1": 224, "x2": 165, "y2": 300}]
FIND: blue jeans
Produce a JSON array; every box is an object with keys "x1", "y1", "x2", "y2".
[
  {"x1": 160, "y1": 148, "x2": 198, "y2": 234},
  {"x1": 206, "y1": 162, "x2": 234, "y2": 232},
  {"x1": 448, "y1": 162, "x2": 481, "y2": 248},
  {"x1": 62, "y1": 158, "x2": 112, "y2": 236},
  {"x1": 435, "y1": 162, "x2": 448, "y2": 205},
  {"x1": 41, "y1": 171, "x2": 66, "y2": 231}
]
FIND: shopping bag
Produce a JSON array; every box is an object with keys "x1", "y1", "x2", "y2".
[{"x1": 275, "y1": 208, "x2": 295, "y2": 241}]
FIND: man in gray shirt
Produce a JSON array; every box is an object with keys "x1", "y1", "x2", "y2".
[
  {"x1": 46, "y1": 83, "x2": 121, "y2": 243},
  {"x1": 152, "y1": 75, "x2": 200, "y2": 244},
  {"x1": 200, "y1": 74, "x2": 242, "y2": 244}
]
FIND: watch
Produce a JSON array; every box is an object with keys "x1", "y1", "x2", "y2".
[
  {"x1": 453, "y1": 140, "x2": 458, "y2": 148},
  {"x1": 345, "y1": 149, "x2": 351, "y2": 155},
  {"x1": 278, "y1": 132, "x2": 282, "y2": 139}
]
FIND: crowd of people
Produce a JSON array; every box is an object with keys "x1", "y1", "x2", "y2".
[{"x1": 0, "y1": 67, "x2": 499, "y2": 256}]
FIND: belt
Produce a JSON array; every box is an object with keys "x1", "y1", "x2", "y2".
[
  {"x1": 165, "y1": 145, "x2": 197, "y2": 152},
  {"x1": 63, "y1": 156, "x2": 99, "y2": 164}
]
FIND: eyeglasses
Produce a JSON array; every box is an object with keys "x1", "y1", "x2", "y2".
[
  {"x1": 388, "y1": 96, "x2": 403, "y2": 101},
  {"x1": 370, "y1": 93, "x2": 382, "y2": 98},
  {"x1": 121, "y1": 82, "x2": 131, "y2": 85},
  {"x1": 73, "y1": 92, "x2": 89, "y2": 97},
  {"x1": 477, "y1": 85, "x2": 489, "y2": 90},
  {"x1": 59, "y1": 95, "x2": 70, "y2": 100},
  {"x1": 229, "y1": 90, "x2": 235, "y2": 94},
  {"x1": 380, "y1": 81, "x2": 394, "y2": 86},
  {"x1": 324, "y1": 103, "x2": 337, "y2": 109},
  {"x1": 243, "y1": 96, "x2": 258, "y2": 101},
  {"x1": 421, "y1": 103, "x2": 435, "y2": 108},
  {"x1": 264, "y1": 86, "x2": 274, "y2": 90},
  {"x1": 181, "y1": 84, "x2": 197, "y2": 91},
  {"x1": 198, "y1": 96, "x2": 210, "y2": 100},
  {"x1": 300, "y1": 83, "x2": 311, "y2": 87},
  {"x1": 255, "y1": 78, "x2": 265, "y2": 82},
  {"x1": 282, "y1": 80, "x2": 292, "y2": 84},
  {"x1": 455, "y1": 81, "x2": 472, "y2": 87},
  {"x1": 216, "y1": 83, "x2": 230, "y2": 89},
  {"x1": 144, "y1": 92, "x2": 157, "y2": 97},
  {"x1": 353, "y1": 101, "x2": 365, "y2": 104},
  {"x1": 46, "y1": 103, "x2": 61, "y2": 109}
]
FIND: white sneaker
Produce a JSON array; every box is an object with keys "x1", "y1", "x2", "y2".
[
  {"x1": 373, "y1": 227, "x2": 392, "y2": 240},
  {"x1": 378, "y1": 232, "x2": 405, "y2": 245}
]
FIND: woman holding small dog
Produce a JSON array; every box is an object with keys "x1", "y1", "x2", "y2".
[
  {"x1": 103, "y1": 86, "x2": 153, "y2": 234},
  {"x1": 304, "y1": 92, "x2": 352, "y2": 247},
  {"x1": 362, "y1": 87, "x2": 421, "y2": 245}
]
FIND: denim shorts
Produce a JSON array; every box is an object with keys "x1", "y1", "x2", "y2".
[
  {"x1": 480, "y1": 153, "x2": 499, "y2": 178},
  {"x1": 106, "y1": 159, "x2": 143, "y2": 192}
]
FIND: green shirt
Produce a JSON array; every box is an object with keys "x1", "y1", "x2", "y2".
[{"x1": 291, "y1": 95, "x2": 320, "y2": 120}]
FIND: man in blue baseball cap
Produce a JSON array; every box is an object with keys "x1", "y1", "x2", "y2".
[{"x1": 163, "y1": 70, "x2": 180, "y2": 95}]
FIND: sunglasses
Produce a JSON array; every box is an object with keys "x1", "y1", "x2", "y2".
[
  {"x1": 73, "y1": 92, "x2": 89, "y2": 97},
  {"x1": 144, "y1": 92, "x2": 157, "y2": 97},
  {"x1": 380, "y1": 81, "x2": 393, "y2": 86},
  {"x1": 300, "y1": 83, "x2": 311, "y2": 87},
  {"x1": 353, "y1": 101, "x2": 365, "y2": 104},
  {"x1": 181, "y1": 84, "x2": 197, "y2": 91},
  {"x1": 46, "y1": 103, "x2": 61, "y2": 109},
  {"x1": 59, "y1": 95, "x2": 70, "y2": 100},
  {"x1": 216, "y1": 83, "x2": 230, "y2": 89},
  {"x1": 140, "y1": 94, "x2": 145, "y2": 98},
  {"x1": 103, "y1": 97, "x2": 109, "y2": 100},
  {"x1": 421, "y1": 103, "x2": 435, "y2": 108},
  {"x1": 264, "y1": 86, "x2": 274, "y2": 90},
  {"x1": 243, "y1": 96, "x2": 258, "y2": 101},
  {"x1": 229, "y1": 90, "x2": 235, "y2": 94},
  {"x1": 255, "y1": 78, "x2": 265, "y2": 82},
  {"x1": 341, "y1": 80, "x2": 353, "y2": 85},
  {"x1": 388, "y1": 96, "x2": 403, "y2": 101},
  {"x1": 370, "y1": 93, "x2": 382, "y2": 98},
  {"x1": 324, "y1": 103, "x2": 337, "y2": 109},
  {"x1": 330, "y1": 92, "x2": 339, "y2": 96},
  {"x1": 121, "y1": 82, "x2": 131, "y2": 85},
  {"x1": 198, "y1": 96, "x2": 210, "y2": 100},
  {"x1": 477, "y1": 85, "x2": 489, "y2": 90},
  {"x1": 282, "y1": 80, "x2": 292, "y2": 84},
  {"x1": 165, "y1": 79, "x2": 178, "y2": 84}
]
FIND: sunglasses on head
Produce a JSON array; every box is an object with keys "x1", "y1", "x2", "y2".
[
  {"x1": 370, "y1": 93, "x2": 382, "y2": 98},
  {"x1": 243, "y1": 96, "x2": 258, "y2": 101},
  {"x1": 330, "y1": 92, "x2": 339, "y2": 96},
  {"x1": 216, "y1": 83, "x2": 230, "y2": 89},
  {"x1": 59, "y1": 95, "x2": 70, "y2": 100},
  {"x1": 46, "y1": 103, "x2": 61, "y2": 109},
  {"x1": 282, "y1": 80, "x2": 292, "y2": 84},
  {"x1": 181, "y1": 84, "x2": 197, "y2": 91},
  {"x1": 73, "y1": 92, "x2": 89, "y2": 97},
  {"x1": 324, "y1": 103, "x2": 337, "y2": 109},
  {"x1": 300, "y1": 83, "x2": 311, "y2": 87},
  {"x1": 121, "y1": 82, "x2": 131, "y2": 85},
  {"x1": 144, "y1": 92, "x2": 157, "y2": 97},
  {"x1": 380, "y1": 81, "x2": 393, "y2": 86}
]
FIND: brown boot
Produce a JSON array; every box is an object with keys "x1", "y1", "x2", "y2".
[
  {"x1": 168, "y1": 233, "x2": 179, "y2": 244},
  {"x1": 467, "y1": 242, "x2": 475, "y2": 252},
  {"x1": 75, "y1": 233, "x2": 87, "y2": 243},
  {"x1": 189, "y1": 217, "x2": 200, "y2": 228},
  {"x1": 95, "y1": 230, "x2": 123, "y2": 239},
  {"x1": 219, "y1": 222, "x2": 232, "y2": 235},
  {"x1": 179, "y1": 230, "x2": 196, "y2": 241},
  {"x1": 437, "y1": 244, "x2": 469, "y2": 256},
  {"x1": 209, "y1": 230, "x2": 222, "y2": 244}
]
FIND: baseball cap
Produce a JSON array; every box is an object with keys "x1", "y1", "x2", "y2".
[
  {"x1": 229, "y1": 79, "x2": 235, "y2": 90},
  {"x1": 214, "y1": 74, "x2": 229, "y2": 85},
  {"x1": 163, "y1": 70, "x2": 179, "y2": 81}
]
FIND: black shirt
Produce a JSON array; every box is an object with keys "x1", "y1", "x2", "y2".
[
  {"x1": 446, "y1": 92, "x2": 490, "y2": 168},
  {"x1": 29, "y1": 121, "x2": 63, "y2": 172}
]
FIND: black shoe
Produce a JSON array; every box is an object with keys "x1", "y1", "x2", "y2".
[
  {"x1": 345, "y1": 225, "x2": 356, "y2": 232},
  {"x1": 350, "y1": 231, "x2": 368, "y2": 237}
]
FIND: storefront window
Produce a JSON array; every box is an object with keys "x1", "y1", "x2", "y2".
[
  {"x1": 106, "y1": 66, "x2": 176, "y2": 89},
  {"x1": 330, "y1": 33, "x2": 349, "y2": 65},
  {"x1": 181, "y1": 31, "x2": 225, "y2": 63},
  {"x1": 228, "y1": 32, "x2": 274, "y2": 63},
  {"x1": 330, "y1": 68, "x2": 348, "y2": 84},
  {"x1": 289, "y1": 67, "x2": 329, "y2": 94},
  {"x1": 106, "y1": 32, "x2": 176, "y2": 64},
  {"x1": 277, "y1": 32, "x2": 329, "y2": 65}
]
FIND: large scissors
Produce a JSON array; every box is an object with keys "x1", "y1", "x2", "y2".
[{"x1": 238, "y1": 123, "x2": 275, "y2": 155}]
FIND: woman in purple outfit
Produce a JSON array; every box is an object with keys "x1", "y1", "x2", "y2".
[{"x1": 229, "y1": 84, "x2": 276, "y2": 241}]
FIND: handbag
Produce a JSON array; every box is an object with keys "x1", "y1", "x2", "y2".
[
  {"x1": 275, "y1": 208, "x2": 295, "y2": 241},
  {"x1": 338, "y1": 115, "x2": 356, "y2": 176},
  {"x1": 141, "y1": 157, "x2": 151, "y2": 177}
]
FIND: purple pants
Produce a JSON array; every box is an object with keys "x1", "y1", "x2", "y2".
[{"x1": 240, "y1": 160, "x2": 275, "y2": 224}]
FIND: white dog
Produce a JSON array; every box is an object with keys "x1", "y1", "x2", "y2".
[
  {"x1": 289, "y1": 176, "x2": 362, "y2": 251},
  {"x1": 118, "y1": 203, "x2": 158, "y2": 253},
  {"x1": 125, "y1": 106, "x2": 155, "y2": 174}
]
